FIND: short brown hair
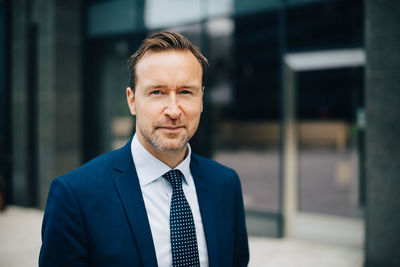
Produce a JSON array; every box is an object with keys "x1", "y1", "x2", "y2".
[{"x1": 128, "y1": 32, "x2": 209, "y2": 91}]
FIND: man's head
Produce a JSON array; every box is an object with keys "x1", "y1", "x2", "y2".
[
  {"x1": 126, "y1": 32, "x2": 208, "y2": 164},
  {"x1": 128, "y1": 32, "x2": 208, "y2": 91}
]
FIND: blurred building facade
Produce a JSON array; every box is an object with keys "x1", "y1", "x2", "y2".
[{"x1": 0, "y1": 0, "x2": 399, "y2": 266}]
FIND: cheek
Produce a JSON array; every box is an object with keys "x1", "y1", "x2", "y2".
[
  {"x1": 136, "y1": 103, "x2": 165, "y2": 129},
  {"x1": 136, "y1": 102, "x2": 158, "y2": 117}
]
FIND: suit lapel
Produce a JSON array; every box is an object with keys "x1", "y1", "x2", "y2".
[
  {"x1": 191, "y1": 155, "x2": 220, "y2": 267},
  {"x1": 113, "y1": 141, "x2": 158, "y2": 267}
]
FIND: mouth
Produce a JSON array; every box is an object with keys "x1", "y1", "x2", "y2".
[{"x1": 157, "y1": 126, "x2": 185, "y2": 132}]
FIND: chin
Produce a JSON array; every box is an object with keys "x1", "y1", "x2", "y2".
[
  {"x1": 158, "y1": 141, "x2": 187, "y2": 152},
  {"x1": 143, "y1": 130, "x2": 191, "y2": 153}
]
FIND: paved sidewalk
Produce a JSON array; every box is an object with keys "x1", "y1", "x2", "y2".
[
  {"x1": 0, "y1": 206, "x2": 42, "y2": 267},
  {"x1": 0, "y1": 206, "x2": 363, "y2": 267}
]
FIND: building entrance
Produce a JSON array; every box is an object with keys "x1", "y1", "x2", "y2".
[{"x1": 283, "y1": 49, "x2": 365, "y2": 247}]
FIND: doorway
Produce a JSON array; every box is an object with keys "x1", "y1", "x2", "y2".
[{"x1": 282, "y1": 49, "x2": 365, "y2": 247}]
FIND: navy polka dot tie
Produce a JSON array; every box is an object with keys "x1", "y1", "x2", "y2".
[{"x1": 163, "y1": 170, "x2": 200, "y2": 267}]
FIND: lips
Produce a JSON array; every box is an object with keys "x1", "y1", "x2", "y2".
[{"x1": 157, "y1": 126, "x2": 184, "y2": 131}]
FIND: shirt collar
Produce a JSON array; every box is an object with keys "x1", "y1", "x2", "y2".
[{"x1": 131, "y1": 134, "x2": 192, "y2": 187}]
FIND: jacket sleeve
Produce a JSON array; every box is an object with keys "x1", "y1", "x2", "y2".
[
  {"x1": 39, "y1": 177, "x2": 89, "y2": 267},
  {"x1": 232, "y1": 171, "x2": 250, "y2": 267}
]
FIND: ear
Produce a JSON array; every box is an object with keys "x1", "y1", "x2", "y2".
[{"x1": 126, "y1": 87, "x2": 136, "y2": 115}]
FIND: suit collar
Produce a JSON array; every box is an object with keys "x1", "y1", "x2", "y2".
[
  {"x1": 131, "y1": 134, "x2": 192, "y2": 186},
  {"x1": 113, "y1": 139, "x2": 134, "y2": 173},
  {"x1": 113, "y1": 140, "x2": 158, "y2": 267},
  {"x1": 190, "y1": 154, "x2": 220, "y2": 267}
]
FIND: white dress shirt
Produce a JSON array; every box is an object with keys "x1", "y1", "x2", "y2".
[{"x1": 131, "y1": 134, "x2": 209, "y2": 267}]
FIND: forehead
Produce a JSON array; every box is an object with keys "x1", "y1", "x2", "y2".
[{"x1": 136, "y1": 50, "x2": 201, "y2": 73}]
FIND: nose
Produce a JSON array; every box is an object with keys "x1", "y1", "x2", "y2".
[{"x1": 164, "y1": 93, "x2": 182, "y2": 119}]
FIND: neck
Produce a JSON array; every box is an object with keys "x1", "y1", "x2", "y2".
[{"x1": 154, "y1": 148, "x2": 187, "y2": 169}]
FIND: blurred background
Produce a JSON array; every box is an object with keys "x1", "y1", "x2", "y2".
[{"x1": 0, "y1": 0, "x2": 399, "y2": 266}]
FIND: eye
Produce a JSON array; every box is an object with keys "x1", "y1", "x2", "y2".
[
  {"x1": 180, "y1": 90, "x2": 192, "y2": 95},
  {"x1": 151, "y1": 90, "x2": 161, "y2": 95}
]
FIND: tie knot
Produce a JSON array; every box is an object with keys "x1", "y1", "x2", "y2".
[{"x1": 163, "y1": 169, "x2": 183, "y2": 190}]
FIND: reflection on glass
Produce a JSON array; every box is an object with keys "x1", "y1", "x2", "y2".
[
  {"x1": 297, "y1": 67, "x2": 364, "y2": 218},
  {"x1": 207, "y1": 14, "x2": 281, "y2": 213},
  {"x1": 213, "y1": 121, "x2": 280, "y2": 212}
]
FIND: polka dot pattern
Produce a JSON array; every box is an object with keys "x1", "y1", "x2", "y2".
[{"x1": 163, "y1": 170, "x2": 200, "y2": 267}]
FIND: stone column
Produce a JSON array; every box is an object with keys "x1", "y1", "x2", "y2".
[
  {"x1": 36, "y1": 0, "x2": 82, "y2": 208},
  {"x1": 11, "y1": 0, "x2": 31, "y2": 206},
  {"x1": 11, "y1": 0, "x2": 82, "y2": 208},
  {"x1": 365, "y1": 1, "x2": 400, "y2": 266}
]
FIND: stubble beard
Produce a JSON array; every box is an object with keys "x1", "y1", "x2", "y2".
[{"x1": 139, "y1": 125, "x2": 194, "y2": 153}]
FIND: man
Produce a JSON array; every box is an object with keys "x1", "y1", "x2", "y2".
[{"x1": 39, "y1": 32, "x2": 249, "y2": 267}]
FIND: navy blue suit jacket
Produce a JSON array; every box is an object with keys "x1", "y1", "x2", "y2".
[{"x1": 39, "y1": 140, "x2": 249, "y2": 266}]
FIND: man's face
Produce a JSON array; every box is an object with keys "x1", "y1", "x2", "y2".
[{"x1": 127, "y1": 50, "x2": 203, "y2": 156}]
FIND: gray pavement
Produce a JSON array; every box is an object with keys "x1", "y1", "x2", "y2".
[{"x1": 0, "y1": 206, "x2": 363, "y2": 267}]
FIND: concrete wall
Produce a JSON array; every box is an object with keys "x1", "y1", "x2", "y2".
[
  {"x1": 11, "y1": 0, "x2": 82, "y2": 208},
  {"x1": 365, "y1": 1, "x2": 400, "y2": 266}
]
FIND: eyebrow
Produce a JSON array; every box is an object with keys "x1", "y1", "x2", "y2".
[
  {"x1": 181, "y1": 85, "x2": 201, "y2": 89},
  {"x1": 145, "y1": 84, "x2": 201, "y2": 90}
]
